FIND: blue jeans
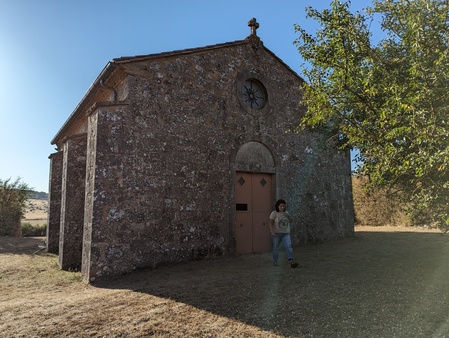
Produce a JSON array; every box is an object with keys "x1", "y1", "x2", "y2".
[{"x1": 271, "y1": 233, "x2": 294, "y2": 263}]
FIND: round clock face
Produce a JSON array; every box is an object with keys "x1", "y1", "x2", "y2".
[{"x1": 242, "y1": 79, "x2": 266, "y2": 110}]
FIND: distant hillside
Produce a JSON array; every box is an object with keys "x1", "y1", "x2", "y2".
[{"x1": 28, "y1": 191, "x2": 48, "y2": 200}]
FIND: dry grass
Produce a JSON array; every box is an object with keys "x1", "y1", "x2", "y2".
[{"x1": 1, "y1": 227, "x2": 449, "y2": 337}]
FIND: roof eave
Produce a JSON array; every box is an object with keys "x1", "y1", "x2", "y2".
[{"x1": 51, "y1": 62, "x2": 117, "y2": 146}]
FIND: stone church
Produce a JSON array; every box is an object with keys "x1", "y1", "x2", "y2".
[{"x1": 47, "y1": 19, "x2": 354, "y2": 282}]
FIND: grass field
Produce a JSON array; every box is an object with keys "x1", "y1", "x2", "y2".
[
  {"x1": 22, "y1": 199, "x2": 48, "y2": 227},
  {"x1": 1, "y1": 226, "x2": 448, "y2": 337}
]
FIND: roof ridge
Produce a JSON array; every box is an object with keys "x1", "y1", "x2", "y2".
[{"x1": 113, "y1": 39, "x2": 248, "y2": 64}]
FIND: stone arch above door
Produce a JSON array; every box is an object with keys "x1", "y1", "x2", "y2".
[{"x1": 235, "y1": 141, "x2": 275, "y2": 173}]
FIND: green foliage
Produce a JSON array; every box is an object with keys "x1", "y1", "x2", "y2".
[
  {"x1": 0, "y1": 178, "x2": 32, "y2": 236},
  {"x1": 21, "y1": 222, "x2": 47, "y2": 237},
  {"x1": 294, "y1": 0, "x2": 449, "y2": 230}
]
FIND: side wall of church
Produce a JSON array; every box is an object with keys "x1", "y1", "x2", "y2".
[{"x1": 80, "y1": 43, "x2": 353, "y2": 281}]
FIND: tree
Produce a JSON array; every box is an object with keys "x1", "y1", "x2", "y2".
[
  {"x1": 294, "y1": 0, "x2": 449, "y2": 230},
  {"x1": 0, "y1": 178, "x2": 32, "y2": 236}
]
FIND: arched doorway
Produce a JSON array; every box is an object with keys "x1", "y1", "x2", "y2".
[{"x1": 234, "y1": 142, "x2": 275, "y2": 254}]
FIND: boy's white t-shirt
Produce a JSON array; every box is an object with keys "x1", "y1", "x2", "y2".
[{"x1": 269, "y1": 211, "x2": 291, "y2": 234}]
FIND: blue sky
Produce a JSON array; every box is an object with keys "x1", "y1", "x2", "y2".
[{"x1": 0, "y1": 0, "x2": 374, "y2": 192}]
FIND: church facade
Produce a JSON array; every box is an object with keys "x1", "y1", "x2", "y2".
[{"x1": 47, "y1": 19, "x2": 354, "y2": 282}]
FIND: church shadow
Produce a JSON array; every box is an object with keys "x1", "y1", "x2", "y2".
[
  {"x1": 93, "y1": 231, "x2": 449, "y2": 337},
  {"x1": 0, "y1": 236, "x2": 46, "y2": 255}
]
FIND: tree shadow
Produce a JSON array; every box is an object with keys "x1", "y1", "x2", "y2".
[{"x1": 94, "y1": 231, "x2": 449, "y2": 337}]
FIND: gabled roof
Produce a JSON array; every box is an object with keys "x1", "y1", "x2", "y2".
[
  {"x1": 113, "y1": 40, "x2": 248, "y2": 64},
  {"x1": 51, "y1": 34, "x2": 304, "y2": 146},
  {"x1": 111, "y1": 38, "x2": 303, "y2": 81}
]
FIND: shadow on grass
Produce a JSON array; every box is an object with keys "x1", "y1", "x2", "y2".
[
  {"x1": 0, "y1": 236, "x2": 46, "y2": 255},
  {"x1": 93, "y1": 231, "x2": 449, "y2": 337}
]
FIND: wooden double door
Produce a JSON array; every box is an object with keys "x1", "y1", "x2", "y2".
[{"x1": 235, "y1": 172, "x2": 273, "y2": 254}]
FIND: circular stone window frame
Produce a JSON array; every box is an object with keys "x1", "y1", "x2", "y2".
[{"x1": 236, "y1": 72, "x2": 271, "y2": 114}]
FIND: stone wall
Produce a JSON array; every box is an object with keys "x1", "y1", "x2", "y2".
[
  {"x1": 278, "y1": 133, "x2": 354, "y2": 244},
  {"x1": 58, "y1": 134, "x2": 87, "y2": 270},
  {"x1": 46, "y1": 151, "x2": 63, "y2": 253}
]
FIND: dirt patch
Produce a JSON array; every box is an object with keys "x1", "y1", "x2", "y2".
[{"x1": 1, "y1": 227, "x2": 449, "y2": 337}]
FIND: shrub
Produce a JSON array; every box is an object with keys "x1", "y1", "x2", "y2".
[
  {"x1": 21, "y1": 222, "x2": 47, "y2": 237},
  {"x1": 0, "y1": 178, "x2": 31, "y2": 236},
  {"x1": 352, "y1": 175, "x2": 412, "y2": 227}
]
